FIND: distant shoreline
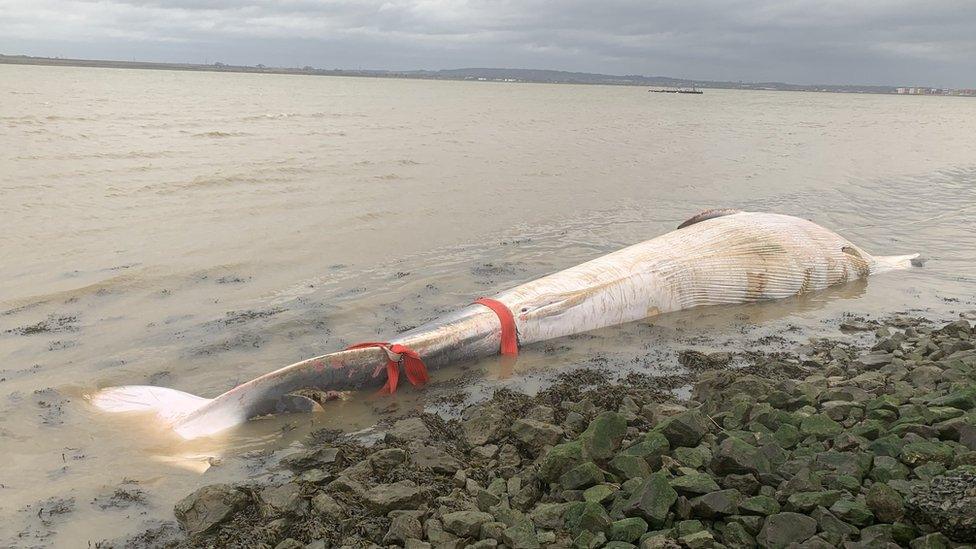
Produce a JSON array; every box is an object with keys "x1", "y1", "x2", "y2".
[{"x1": 3, "y1": 54, "x2": 974, "y2": 96}]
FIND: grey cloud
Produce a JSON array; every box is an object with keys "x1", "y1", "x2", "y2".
[{"x1": 1, "y1": 0, "x2": 974, "y2": 86}]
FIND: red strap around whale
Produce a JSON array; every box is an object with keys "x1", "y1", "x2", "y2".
[
  {"x1": 474, "y1": 297, "x2": 519, "y2": 356},
  {"x1": 345, "y1": 342, "x2": 428, "y2": 394}
]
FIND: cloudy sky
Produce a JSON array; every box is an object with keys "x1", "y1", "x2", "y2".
[{"x1": 1, "y1": 0, "x2": 974, "y2": 87}]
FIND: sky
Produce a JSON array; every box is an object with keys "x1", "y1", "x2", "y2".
[{"x1": 1, "y1": 0, "x2": 975, "y2": 87}]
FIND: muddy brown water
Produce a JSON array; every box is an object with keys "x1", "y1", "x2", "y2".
[{"x1": 1, "y1": 64, "x2": 975, "y2": 546}]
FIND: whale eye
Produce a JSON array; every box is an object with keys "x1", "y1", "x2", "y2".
[{"x1": 521, "y1": 308, "x2": 528, "y2": 312}]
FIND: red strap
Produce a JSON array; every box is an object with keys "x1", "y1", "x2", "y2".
[
  {"x1": 346, "y1": 342, "x2": 429, "y2": 394},
  {"x1": 474, "y1": 297, "x2": 518, "y2": 356}
]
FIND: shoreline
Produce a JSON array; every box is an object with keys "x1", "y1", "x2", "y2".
[{"x1": 103, "y1": 312, "x2": 976, "y2": 548}]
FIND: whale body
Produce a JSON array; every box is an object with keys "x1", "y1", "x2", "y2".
[{"x1": 91, "y1": 211, "x2": 918, "y2": 439}]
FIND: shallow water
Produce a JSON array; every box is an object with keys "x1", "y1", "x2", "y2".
[{"x1": 1, "y1": 64, "x2": 975, "y2": 545}]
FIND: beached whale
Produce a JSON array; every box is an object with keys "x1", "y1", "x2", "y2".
[{"x1": 91, "y1": 210, "x2": 919, "y2": 439}]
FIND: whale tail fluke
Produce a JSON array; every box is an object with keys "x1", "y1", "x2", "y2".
[
  {"x1": 89, "y1": 385, "x2": 212, "y2": 424},
  {"x1": 871, "y1": 253, "x2": 922, "y2": 274}
]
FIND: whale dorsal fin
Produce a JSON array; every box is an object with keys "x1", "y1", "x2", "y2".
[{"x1": 677, "y1": 208, "x2": 743, "y2": 229}]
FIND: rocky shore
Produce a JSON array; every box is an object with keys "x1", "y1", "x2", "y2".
[{"x1": 160, "y1": 316, "x2": 976, "y2": 549}]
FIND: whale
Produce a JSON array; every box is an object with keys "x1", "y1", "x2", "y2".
[{"x1": 91, "y1": 210, "x2": 919, "y2": 439}]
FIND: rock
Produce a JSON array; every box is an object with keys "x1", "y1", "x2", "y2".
[
  {"x1": 721, "y1": 473, "x2": 760, "y2": 496},
  {"x1": 258, "y1": 483, "x2": 306, "y2": 517},
  {"x1": 810, "y1": 506, "x2": 858, "y2": 545},
  {"x1": 425, "y1": 518, "x2": 456, "y2": 545},
  {"x1": 442, "y1": 510, "x2": 494, "y2": 537},
  {"x1": 609, "y1": 517, "x2": 648, "y2": 543},
  {"x1": 481, "y1": 521, "x2": 507, "y2": 540},
  {"x1": 900, "y1": 441, "x2": 955, "y2": 468},
  {"x1": 689, "y1": 489, "x2": 741, "y2": 517},
  {"x1": 828, "y1": 499, "x2": 874, "y2": 527},
  {"x1": 273, "y1": 539, "x2": 303, "y2": 549},
  {"x1": 325, "y1": 475, "x2": 365, "y2": 497},
  {"x1": 621, "y1": 472, "x2": 677, "y2": 526},
  {"x1": 721, "y1": 520, "x2": 756, "y2": 547},
  {"x1": 785, "y1": 491, "x2": 843, "y2": 513},
  {"x1": 866, "y1": 482, "x2": 905, "y2": 522},
  {"x1": 929, "y1": 388, "x2": 976, "y2": 410},
  {"x1": 387, "y1": 417, "x2": 432, "y2": 442},
  {"x1": 364, "y1": 480, "x2": 423, "y2": 513},
  {"x1": 740, "y1": 495, "x2": 779, "y2": 516},
  {"x1": 673, "y1": 446, "x2": 710, "y2": 469},
  {"x1": 710, "y1": 437, "x2": 770, "y2": 476},
  {"x1": 559, "y1": 462, "x2": 605, "y2": 490},
  {"x1": 580, "y1": 412, "x2": 628, "y2": 460},
  {"x1": 405, "y1": 538, "x2": 432, "y2": 549},
  {"x1": 311, "y1": 492, "x2": 342, "y2": 519},
  {"x1": 910, "y1": 533, "x2": 951, "y2": 548},
  {"x1": 280, "y1": 447, "x2": 340, "y2": 470},
  {"x1": 384, "y1": 514, "x2": 424, "y2": 544},
  {"x1": 657, "y1": 410, "x2": 709, "y2": 448},
  {"x1": 756, "y1": 512, "x2": 817, "y2": 548},
  {"x1": 563, "y1": 501, "x2": 612, "y2": 535},
  {"x1": 368, "y1": 447, "x2": 407, "y2": 470},
  {"x1": 800, "y1": 414, "x2": 843, "y2": 439},
  {"x1": 463, "y1": 404, "x2": 506, "y2": 446},
  {"x1": 906, "y1": 468, "x2": 976, "y2": 542},
  {"x1": 529, "y1": 502, "x2": 569, "y2": 530},
  {"x1": 669, "y1": 473, "x2": 720, "y2": 496},
  {"x1": 609, "y1": 454, "x2": 652, "y2": 481},
  {"x1": 583, "y1": 484, "x2": 617, "y2": 504},
  {"x1": 772, "y1": 424, "x2": 800, "y2": 449},
  {"x1": 174, "y1": 484, "x2": 249, "y2": 537},
  {"x1": 502, "y1": 524, "x2": 540, "y2": 549},
  {"x1": 539, "y1": 442, "x2": 585, "y2": 482},
  {"x1": 679, "y1": 529, "x2": 715, "y2": 548},
  {"x1": 409, "y1": 443, "x2": 460, "y2": 474},
  {"x1": 870, "y1": 456, "x2": 911, "y2": 482},
  {"x1": 512, "y1": 418, "x2": 564, "y2": 448}
]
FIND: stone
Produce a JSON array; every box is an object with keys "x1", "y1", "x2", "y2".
[
  {"x1": 512, "y1": 418, "x2": 564, "y2": 448},
  {"x1": 384, "y1": 514, "x2": 424, "y2": 544},
  {"x1": 785, "y1": 490, "x2": 843, "y2": 513},
  {"x1": 658, "y1": 410, "x2": 709, "y2": 448},
  {"x1": 721, "y1": 521, "x2": 755, "y2": 548},
  {"x1": 669, "y1": 473, "x2": 720, "y2": 496},
  {"x1": 174, "y1": 484, "x2": 249, "y2": 536},
  {"x1": 870, "y1": 456, "x2": 911, "y2": 482},
  {"x1": 756, "y1": 512, "x2": 817, "y2": 549},
  {"x1": 672, "y1": 446, "x2": 710, "y2": 469},
  {"x1": 721, "y1": 473, "x2": 760, "y2": 496},
  {"x1": 368, "y1": 447, "x2": 407, "y2": 470},
  {"x1": 710, "y1": 437, "x2": 770, "y2": 476},
  {"x1": 442, "y1": 510, "x2": 494, "y2": 537},
  {"x1": 539, "y1": 442, "x2": 585, "y2": 482},
  {"x1": 463, "y1": 404, "x2": 506, "y2": 446},
  {"x1": 679, "y1": 529, "x2": 715, "y2": 548},
  {"x1": 739, "y1": 495, "x2": 779, "y2": 516},
  {"x1": 910, "y1": 533, "x2": 951, "y2": 549},
  {"x1": 621, "y1": 472, "x2": 678, "y2": 526},
  {"x1": 689, "y1": 489, "x2": 741, "y2": 517},
  {"x1": 364, "y1": 480, "x2": 423, "y2": 513},
  {"x1": 609, "y1": 517, "x2": 648, "y2": 543},
  {"x1": 928, "y1": 388, "x2": 976, "y2": 410},
  {"x1": 906, "y1": 467, "x2": 976, "y2": 542},
  {"x1": 800, "y1": 414, "x2": 843, "y2": 439},
  {"x1": 772, "y1": 424, "x2": 800, "y2": 448},
  {"x1": 529, "y1": 502, "x2": 569, "y2": 530},
  {"x1": 409, "y1": 443, "x2": 460, "y2": 474},
  {"x1": 502, "y1": 524, "x2": 540, "y2": 549},
  {"x1": 583, "y1": 484, "x2": 617, "y2": 504},
  {"x1": 900, "y1": 441, "x2": 955, "y2": 468},
  {"x1": 580, "y1": 412, "x2": 628, "y2": 459},
  {"x1": 280, "y1": 447, "x2": 340, "y2": 470},
  {"x1": 610, "y1": 454, "x2": 652, "y2": 480},
  {"x1": 311, "y1": 492, "x2": 342, "y2": 519},
  {"x1": 810, "y1": 506, "x2": 858, "y2": 545},
  {"x1": 619, "y1": 432, "x2": 670, "y2": 468},
  {"x1": 866, "y1": 482, "x2": 905, "y2": 522},
  {"x1": 387, "y1": 417, "x2": 432, "y2": 442},
  {"x1": 258, "y1": 483, "x2": 306, "y2": 517},
  {"x1": 563, "y1": 501, "x2": 612, "y2": 535},
  {"x1": 273, "y1": 539, "x2": 303, "y2": 549},
  {"x1": 828, "y1": 499, "x2": 874, "y2": 527},
  {"x1": 559, "y1": 462, "x2": 605, "y2": 490},
  {"x1": 481, "y1": 521, "x2": 507, "y2": 540}
]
